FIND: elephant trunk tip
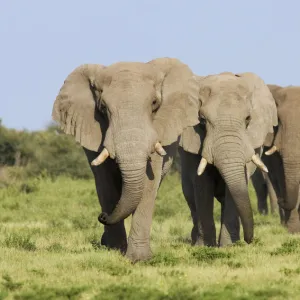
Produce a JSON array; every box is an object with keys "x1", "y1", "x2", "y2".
[
  {"x1": 98, "y1": 212, "x2": 110, "y2": 225},
  {"x1": 244, "y1": 234, "x2": 254, "y2": 244}
]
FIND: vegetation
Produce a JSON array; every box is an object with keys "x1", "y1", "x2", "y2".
[{"x1": 1, "y1": 121, "x2": 300, "y2": 299}]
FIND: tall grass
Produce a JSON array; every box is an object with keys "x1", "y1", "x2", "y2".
[{"x1": 0, "y1": 173, "x2": 299, "y2": 299}]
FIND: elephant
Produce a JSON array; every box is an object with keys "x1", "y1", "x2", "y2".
[
  {"x1": 178, "y1": 72, "x2": 278, "y2": 247},
  {"x1": 264, "y1": 84, "x2": 300, "y2": 233},
  {"x1": 51, "y1": 58, "x2": 200, "y2": 262}
]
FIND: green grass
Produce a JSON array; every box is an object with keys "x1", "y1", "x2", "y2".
[{"x1": 1, "y1": 173, "x2": 300, "y2": 299}]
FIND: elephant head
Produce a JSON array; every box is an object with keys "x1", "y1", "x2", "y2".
[
  {"x1": 52, "y1": 58, "x2": 200, "y2": 225},
  {"x1": 180, "y1": 72, "x2": 278, "y2": 243},
  {"x1": 265, "y1": 84, "x2": 300, "y2": 213}
]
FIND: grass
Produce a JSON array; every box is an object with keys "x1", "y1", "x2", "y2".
[{"x1": 0, "y1": 173, "x2": 300, "y2": 299}]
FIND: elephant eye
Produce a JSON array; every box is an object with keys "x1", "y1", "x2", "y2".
[
  {"x1": 152, "y1": 99, "x2": 160, "y2": 113},
  {"x1": 245, "y1": 115, "x2": 251, "y2": 128}
]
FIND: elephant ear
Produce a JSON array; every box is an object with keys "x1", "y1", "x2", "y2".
[
  {"x1": 52, "y1": 64, "x2": 107, "y2": 152},
  {"x1": 179, "y1": 123, "x2": 206, "y2": 154},
  {"x1": 238, "y1": 72, "x2": 278, "y2": 149},
  {"x1": 148, "y1": 58, "x2": 200, "y2": 146}
]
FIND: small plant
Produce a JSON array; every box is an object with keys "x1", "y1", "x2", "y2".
[
  {"x1": 159, "y1": 269, "x2": 186, "y2": 278},
  {"x1": 14, "y1": 286, "x2": 86, "y2": 300},
  {"x1": 102, "y1": 264, "x2": 132, "y2": 277},
  {"x1": 271, "y1": 239, "x2": 300, "y2": 256},
  {"x1": 19, "y1": 181, "x2": 39, "y2": 194},
  {"x1": 90, "y1": 239, "x2": 107, "y2": 251},
  {"x1": 144, "y1": 252, "x2": 180, "y2": 267},
  {"x1": 95, "y1": 285, "x2": 165, "y2": 300},
  {"x1": 46, "y1": 242, "x2": 64, "y2": 252},
  {"x1": 280, "y1": 267, "x2": 300, "y2": 276},
  {"x1": 190, "y1": 247, "x2": 231, "y2": 262},
  {"x1": 1, "y1": 274, "x2": 23, "y2": 291},
  {"x1": 4, "y1": 233, "x2": 36, "y2": 251},
  {"x1": 227, "y1": 261, "x2": 243, "y2": 268},
  {"x1": 29, "y1": 269, "x2": 46, "y2": 277}
]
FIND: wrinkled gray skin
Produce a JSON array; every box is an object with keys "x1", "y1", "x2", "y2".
[
  {"x1": 52, "y1": 58, "x2": 200, "y2": 262},
  {"x1": 265, "y1": 84, "x2": 300, "y2": 233},
  {"x1": 179, "y1": 72, "x2": 277, "y2": 247}
]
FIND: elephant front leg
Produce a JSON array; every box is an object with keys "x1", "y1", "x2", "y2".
[
  {"x1": 284, "y1": 202, "x2": 300, "y2": 234},
  {"x1": 219, "y1": 187, "x2": 240, "y2": 247},
  {"x1": 126, "y1": 155, "x2": 163, "y2": 263},
  {"x1": 84, "y1": 148, "x2": 128, "y2": 253},
  {"x1": 194, "y1": 171, "x2": 217, "y2": 246},
  {"x1": 181, "y1": 176, "x2": 200, "y2": 245}
]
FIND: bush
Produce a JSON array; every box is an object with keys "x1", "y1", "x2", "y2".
[{"x1": 0, "y1": 121, "x2": 92, "y2": 180}]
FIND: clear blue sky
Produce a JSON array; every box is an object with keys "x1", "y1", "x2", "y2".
[{"x1": 1, "y1": 0, "x2": 299, "y2": 131}]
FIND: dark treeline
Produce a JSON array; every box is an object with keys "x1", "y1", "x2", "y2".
[{"x1": 0, "y1": 119, "x2": 180, "y2": 183}]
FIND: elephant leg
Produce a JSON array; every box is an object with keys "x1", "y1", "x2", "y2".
[
  {"x1": 284, "y1": 207, "x2": 300, "y2": 233},
  {"x1": 219, "y1": 186, "x2": 240, "y2": 247},
  {"x1": 178, "y1": 148, "x2": 201, "y2": 245},
  {"x1": 284, "y1": 196, "x2": 300, "y2": 233},
  {"x1": 84, "y1": 148, "x2": 127, "y2": 253},
  {"x1": 251, "y1": 169, "x2": 268, "y2": 215},
  {"x1": 194, "y1": 167, "x2": 217, "y2": 246},
  {"x1": 182, "y1": 176, "x2": 199, "y2": 245},
  {"x1": 126, "y1": 154, "x2": 163, "y2": 262}
]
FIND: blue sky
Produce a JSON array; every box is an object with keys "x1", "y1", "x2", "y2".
[{"x1": 1, "y1": 0, "x2": 299, "y2": 131}]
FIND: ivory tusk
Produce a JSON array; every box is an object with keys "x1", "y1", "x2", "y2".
[
  {"x1": 155, "y1": 142, "x2": 167, "y2": 156},
  {"x1": 91, "y1": 148, "x2": 109, "y2": 166},
  {"x1": 197, "y1": 158, "x2": 208, "y2": 176},
  {"x1": 251, "y1": 154, "x2": 268, "y2": 173},
  {"x1": 265, "y1": 145, "x2": 277, "y2": 156}
]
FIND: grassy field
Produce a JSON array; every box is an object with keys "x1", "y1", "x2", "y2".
[{"x1": 1, "y1": 172, "x2": 300, "y2": 300}]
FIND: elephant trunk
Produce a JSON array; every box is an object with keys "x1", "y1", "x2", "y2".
[
  {"x1": 99, "y1": 159, "x2": 146, "y2": 225},
  {"x1": 213, "y1": 136, "x2": 254, "y2": 244},
  {"x1": 99, "y1": 124, "x2": 151, "y2": 225}
]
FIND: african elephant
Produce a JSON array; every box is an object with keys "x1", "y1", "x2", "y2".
[
  {"x1": 179, "y1": 72, "x2": 278, "y2": 247},
  {"x1": 52, "y1": 58, "x2": 200, "y2": 262},
  {"x1": 264, "y1": 84, "x2": 300, "y2": 233}
]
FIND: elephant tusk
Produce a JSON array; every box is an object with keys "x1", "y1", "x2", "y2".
[
  {"x1": 265, "y1": 145, "x2": 277, "y2": 156},
  {"x1": 91, "y1": 148, "x2": 109, "y2": 166},
  {"x1": 251, "y1": 154, "x2": 268, "y2": 173},
  {"x1": 197, "y1": 158, "x2": 208, "y2": 176},
  {"x1": 155, "y1": 142, "x2": 167, "y2": 156}
]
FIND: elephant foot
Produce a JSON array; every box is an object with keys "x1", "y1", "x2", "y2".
[
  {"x1": 125, "y1": 238, "x2": 152, "y2": 263},
  {"x1": 191, "y1": 226, "x2": 201, "y2": 245},
  {"x1": 100, "y1": 224, "x2": 127, "y2": 254},
  {"x1": 219, "y1": 229, "x2": 240, "y2": 247},
  {"x1": 285, "y1": 209, "x2": 300, "y2": 234},
  {"x1": 286, "y1": 222, "x2": 300, "y2": 234},
  {"x1": 191, "y1": 226, "x2": 217, "y2": 247}
]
